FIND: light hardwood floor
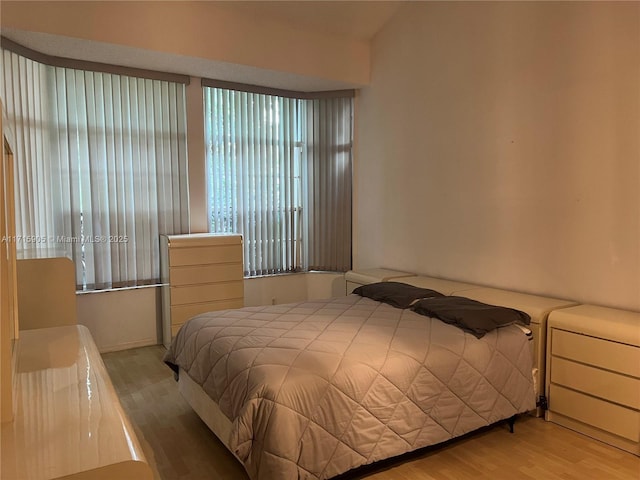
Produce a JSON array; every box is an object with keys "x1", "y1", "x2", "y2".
[{"x1": 102, "y1": 345, "x2": 640, "y2": 480}]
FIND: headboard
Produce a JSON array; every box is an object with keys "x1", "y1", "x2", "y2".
[{"x1": 400, "y1": 275, "x2": 479, "y2": 295}]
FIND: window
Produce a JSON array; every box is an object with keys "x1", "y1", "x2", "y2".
[
  {"x1": 1, "y1": 47, "x2": 189, "y2": 290},
  {"x1": 204, "y1": 86, "x2": 353, "y2": 276}
]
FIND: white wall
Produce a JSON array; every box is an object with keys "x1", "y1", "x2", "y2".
[
  {"x1": 77, "y1": 287, "x2": 161, "y2": 353},
  {"x1": 0, "y1": 1, "x2": 370, "y2": 87},
  {"x1": 244, "y1": 272, "x2": 345, "y2": 307},
  {"x1": 356, "y1": 2, "x2": 639, "y2": 311},
  {"x1": 16, "y1": 2, "x2": 640, "y2": 352},
  {"x1": 79, "y1": 272, "x2": 346, "y2": 352}
]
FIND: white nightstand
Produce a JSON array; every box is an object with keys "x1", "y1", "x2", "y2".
[{"x1": 546, "y1": 305, "x2": 640, "y2": 455}]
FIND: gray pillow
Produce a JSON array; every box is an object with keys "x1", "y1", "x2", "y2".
[
  {"x1": 411, "y1": 296, "x2": 531, "y2": 338},
  {"x1": 353, "y1": 282, "x2": 444, "y2": 309}
]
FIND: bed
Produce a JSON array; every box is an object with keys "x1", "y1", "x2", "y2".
[
  {"x1": 394, "y1": 276, "x2": 578, "y2": 414},
  {"x1": 164, "y1": 279, "x2": 544, "y2": 480}
]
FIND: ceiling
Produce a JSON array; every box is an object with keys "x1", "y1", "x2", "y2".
[
  {"x1": 1, "y1": 1, "x2": 404, "y2": 91},
  {"x1": 217, "y1": 1, "x2": 403, "y2": 41}
]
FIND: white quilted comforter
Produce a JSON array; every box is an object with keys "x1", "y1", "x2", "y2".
[{"x1": 165, "y1": 295, "x2": 535, "y2": 480}]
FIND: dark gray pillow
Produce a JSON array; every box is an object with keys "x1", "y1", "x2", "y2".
[
  {"x1": 353, "y1": 281, "x2": 444, "y2": 309},
  {"x1": 411, "y1": 296, "x2": 531, "y2": 338}
]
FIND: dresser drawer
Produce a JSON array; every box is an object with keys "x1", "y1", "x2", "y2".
[
  {"x1": 171, "y1": 299, "x2": 244, "y2": 326},
  {"x1": 551, "y1": 329, "x2": 640, "y2": 377},
  {"x1": 549, "y1": 384, "x2": 639, "y2": 442},
  {"x1": 550, "y1": 356, "x2": 640, "y2": 409},
  {"x1": 170, "y1": 263, "x2": 243, "y2": 286},
  {"x1": 170, "y1": 282, "x2": 244, "y2": 306},
  {"x1": 169, "y1": 245, "x2": 243, "y2": 267},
  {"x1": 167, "y1": 234, "x2": 241, "y2": 248}
]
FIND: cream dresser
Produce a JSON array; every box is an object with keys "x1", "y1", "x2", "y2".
[
  {"x1": 546, "y1": 305, "x2": 640, "y2": 455},
  {"x1": 161, "y1": 234, "x2": 244, "y2": 348}
]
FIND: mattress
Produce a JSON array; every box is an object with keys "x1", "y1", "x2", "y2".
[{"x1": 165, "y1": 294, "x2": 535, "y2": 480}]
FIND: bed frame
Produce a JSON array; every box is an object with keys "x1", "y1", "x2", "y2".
[{"x1": 178, "y1": 366, "x2": 236, "y2": 456}]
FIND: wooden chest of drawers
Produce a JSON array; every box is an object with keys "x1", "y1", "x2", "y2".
[
  {"x1": 546, "y1": 305, "x2": 640, "y2": 455},
  {"x1": 161, "y1": 234, "x2": 244, "y2": 347}
]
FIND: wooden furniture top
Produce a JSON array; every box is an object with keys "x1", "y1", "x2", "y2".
[{"x1": 1, "y1": 325, "x2": 152, "y2": 480}]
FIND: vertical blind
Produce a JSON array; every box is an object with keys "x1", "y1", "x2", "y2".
[
  {"x1": 304, "y1": 97, "x2": 353, "y2": 272},
  {"x1": 204, "y1": 86, "x2": 353, "y2": 276},
  {"x1": 204, "y1": 89, "x2": 302, "y2": 275},
  {"x1": 1, "y1": 48, "x2": 189, "y2": 289}
]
